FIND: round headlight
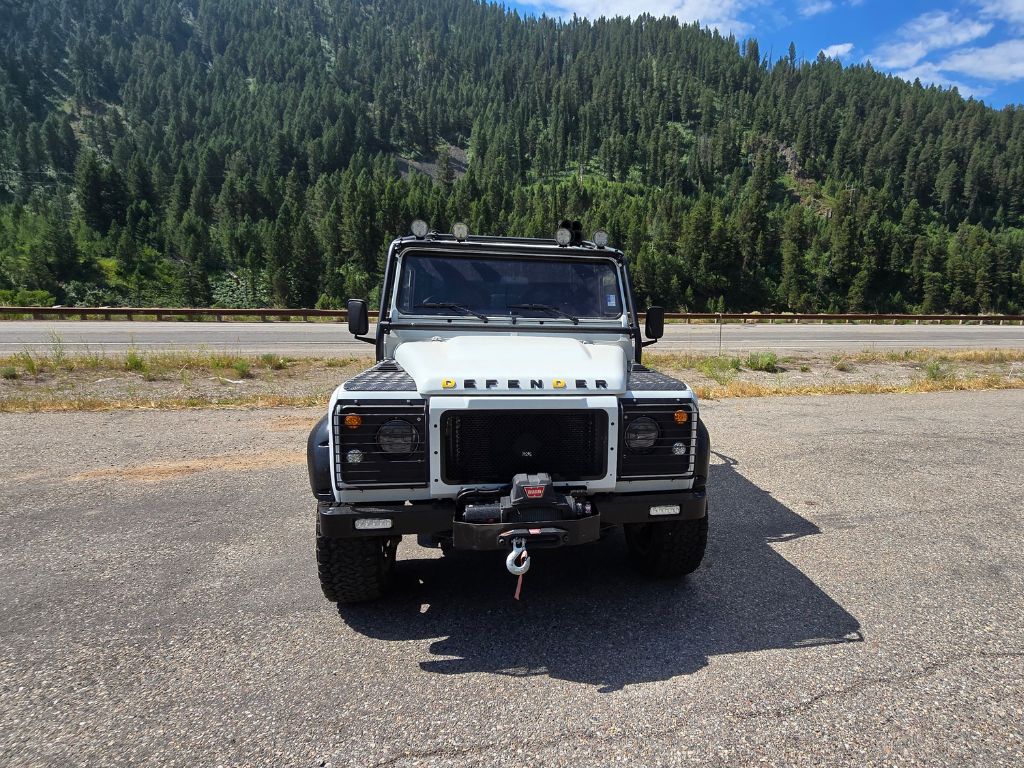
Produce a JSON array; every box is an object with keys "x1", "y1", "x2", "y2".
[
  {"x1": 377, "y1": 419, "x2": 419, "y2": 455},
  {"x1": 625, "y1": 417, "x2": 659, "y2": 452}
]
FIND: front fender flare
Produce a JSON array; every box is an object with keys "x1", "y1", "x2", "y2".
[{"x1": 307, "y1": 415, "x2": 333, "y2": 502}]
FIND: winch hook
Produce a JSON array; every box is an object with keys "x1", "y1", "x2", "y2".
[{"x1": 505, "y1": 537, "x2": 530, "y2": 576}]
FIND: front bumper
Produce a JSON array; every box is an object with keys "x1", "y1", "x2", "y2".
[{"x1": 317, "y1": 489, "x2": 707, "y2": 549}]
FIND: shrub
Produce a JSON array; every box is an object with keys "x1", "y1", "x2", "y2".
[
  {"x1": 231, "y1": 359, "x2": 252, "y2": 379},
  {"x1": 0, "y1": 289, "x2": 57, "y2": 307},
  {"x1": 1, "y1": 366, "x2": 17, "y2": 380},
  {"x1": 125, "y1": 348, "x2": 148, "y2": 373},
  {"x1": 260, "y1": 353, "x2": 287, "y2": 370},
  {"x1": 745, "y1": 351, "x2": 779, "y2": 373},
  {"x1": 924, "y1": 360, "x2": 952, "y2": 381}
]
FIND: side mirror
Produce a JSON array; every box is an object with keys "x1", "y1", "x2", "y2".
[
  {"x1": 645, "y1": 306, "x2": 665, "y2": 340},
  {"x1": 347, "y1": 298, "x2": 369, "y2": 337}
]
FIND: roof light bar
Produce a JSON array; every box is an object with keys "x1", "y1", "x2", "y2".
[{"x1": 410, "y1": 219, "x2": 429, "y2": 239}]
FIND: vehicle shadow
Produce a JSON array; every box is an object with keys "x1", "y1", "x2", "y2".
[{"x1": 338, "y1": 453, "x2": 863, "y2": 692}]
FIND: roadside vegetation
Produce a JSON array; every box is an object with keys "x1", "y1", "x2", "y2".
[{"x1": 2, "y1": 345, "x2": 1022, "y2": 412}]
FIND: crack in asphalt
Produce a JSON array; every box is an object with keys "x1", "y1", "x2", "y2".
[
  {"x1": 734, "y1": 649, "x2": 1024, "y2": 723},
  {"x1": 365, "y1": 649, "x2": 1024, "y2": 767}
]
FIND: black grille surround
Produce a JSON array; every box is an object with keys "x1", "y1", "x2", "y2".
[
  {"x1": 332, "y1": 399, "x2": 429, "y2": 488},
  {"x1": 442, "y1": 409, "x2": 608, "y2": 485},
  {"x1": 618, "y1": 399, "x2": 698, "y2": 480}
]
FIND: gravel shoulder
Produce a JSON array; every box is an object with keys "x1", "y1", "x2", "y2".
[{"x1": 2, "y1": 391, "x2": 1023, "y2": 765}]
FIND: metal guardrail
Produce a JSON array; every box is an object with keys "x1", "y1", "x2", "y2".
[{"x1": 0, "y1": 306, "x2": 1023, "y2": 324}]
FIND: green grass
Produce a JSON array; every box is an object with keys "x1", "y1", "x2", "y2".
[
  {"x1": 834, "y1": 360, "x2": 853, "y2": 372},
  {"x1": 124, "y1": 347, "x2": 148, "y2": 373},
  {"x1": 923, "y1": 360, "x2": 954, "y2": 381},
  {"x1": 230, "y1": 359, "x2": 252, "y2": 379},
  {"x1": 260, "y1": 353, "x2": 288, "y2": 370},
  {"x1": 1, "y1": 366, "x2": 17, "y2": 380},
  {"x1": 745, "y1": 351, "x2": 779, "y2": 373},
  {"x1": 16, "y1": 350, "x2": 38, "y2": 377},
  {"x1": 695, "y1": 356, "x2": 742, "y2": 384}
]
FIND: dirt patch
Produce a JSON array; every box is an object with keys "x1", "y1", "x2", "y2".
[
  {"x1": 72, "y1": 449, "x2": 304, "y2": 483},
  {"x1": 265, "y1": 415, "x2": 319, "y2": 432}
]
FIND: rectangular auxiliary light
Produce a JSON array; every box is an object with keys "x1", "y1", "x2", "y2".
[
  {"x1": 354, "y1": 518, "x2": 393, "y2": 530},
  {"x1": 649, "y1": 505, "x2": 681, "y2": 517}
]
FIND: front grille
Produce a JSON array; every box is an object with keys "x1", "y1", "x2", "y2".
[
  {"x1": 618, "y1": 400, "x2": 697, "y2": 480},
  {"x1": 332, "y1": 400, "x2": 429, "y2": 488},
  {"x1": 442, "y1": 409, "x2": 608, "y2": 484}
]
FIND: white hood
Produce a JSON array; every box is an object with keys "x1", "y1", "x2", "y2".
[{"x1": 394, "y1": 336, "x2": 628, "y2": 395}]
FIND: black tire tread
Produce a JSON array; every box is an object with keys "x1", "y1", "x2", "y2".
[{"x1": 316, "y1": 534, "x2": 395, "y2": 603}]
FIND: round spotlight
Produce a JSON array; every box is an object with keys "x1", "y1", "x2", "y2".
[
  {"x1": 345, "y1": 449, "x2": 365, "y2": 464},
  {"x1": 593, "y1": 229, "x2": 609, "y2": 248},
  {"x1": 672, "y1": 442, "x2": 688, "y2": 456},
  {"x1": 452, "y1": 222, "x2": 469, "y2": 241},
  {"x1": 625, "y1": 417, "x2": 659, "y2": 452},
  {"x1": 377, "y1": 419, "x2": 419, "y2": 456},
  {"x1": 555, "y1": 227, "x2": 572, "y2": 246},
  {"x1": 410, "y1": 219, "x2": 429, "y2": 238}
]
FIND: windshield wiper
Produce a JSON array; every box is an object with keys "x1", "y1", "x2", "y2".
[
  {"x1": 414, "y1": 302, "x2": 489, "y2": 322},
  {"x1": 507, "y1": 303, "x2": 579, "y2": 324}
]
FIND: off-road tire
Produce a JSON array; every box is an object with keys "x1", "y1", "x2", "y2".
[
  {"x1": 316, "y1": 529, "x2": 399, "y2": 603},
  {"x1": 624, "y1": 512, "x2": 708, "y2": 578}
]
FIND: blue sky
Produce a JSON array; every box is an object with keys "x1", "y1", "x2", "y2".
[{"x1": 507, "y1": 1, "x2": 1024, "y2": 107}]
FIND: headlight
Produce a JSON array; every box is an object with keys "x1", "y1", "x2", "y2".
[
  {"x1": 377, "y1": 419, "x2": 419, "y2": 455},
  {"x1": 624, "y1": 416, "x2": 659, "y2": 452}
]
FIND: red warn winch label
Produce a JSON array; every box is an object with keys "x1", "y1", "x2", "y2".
[{"x1": 524, "y1": 486, "x2": 545, "y2": 499}]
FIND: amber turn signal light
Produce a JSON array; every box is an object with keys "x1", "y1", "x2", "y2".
[
  {"x1": 344, "y1": 414, "x2": 363, "y2": 429},
  {"x1": 673, "y1": 410, "x2": 689, "y2": 424}
]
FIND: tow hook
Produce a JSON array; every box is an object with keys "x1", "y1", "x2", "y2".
[{"x1": 506, "y1": 537, "x2": 530, "y2": 576}]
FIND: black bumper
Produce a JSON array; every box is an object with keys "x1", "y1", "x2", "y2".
[{"x1": 317, "y1": 489, "x2": 706, "y2": 549}]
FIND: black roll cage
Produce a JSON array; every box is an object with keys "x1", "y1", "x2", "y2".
[{"x1": 373, "y1": 233, "x2": 646, "y2": 364}]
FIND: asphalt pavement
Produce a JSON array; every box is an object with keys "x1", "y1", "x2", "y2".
[
  {"x1": 2, "y1": 319, "x2": 1024, "y2": 356},
  {"x1": 2, "y1": 391, "x2": 1023, "y2": 765}
]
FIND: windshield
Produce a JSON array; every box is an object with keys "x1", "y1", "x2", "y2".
[{"x1": 395, "y1": 253, "x2": 623, "y2": 320}]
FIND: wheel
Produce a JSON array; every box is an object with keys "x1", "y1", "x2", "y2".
[
  {"x1": 624, "y1": 510, "x2": 708, "y2": 578},
  {"x1": 316, "y1": 526, "x2": 399, "y2": 603}
]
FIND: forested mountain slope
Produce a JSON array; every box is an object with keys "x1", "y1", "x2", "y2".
[{"x1": 2, "y1": 0, "x2": 1023, "y2": 312}]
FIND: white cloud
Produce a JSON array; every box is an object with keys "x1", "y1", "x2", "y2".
[
  {"x1": 977, "y1": 1, "x2": 1024, "y2": 23},
  {"x1": 891, "y1": 62, "x2": 993, "y2": 99},
  {"x1": 870, "y1": 11, "x2": 993, "y2": 69},
  {"x1": 820, "y1": 42, "x2": 854, "y2": 59},
  {"x1": 938, "y1": 39, "x2": 1024, "y2": 81},
  {"x1": 527, "y1": 1, "x2": 760, "y2": 35},
  {"x1": 800, "y1": 1, "x2": 834, "y2": 17}
]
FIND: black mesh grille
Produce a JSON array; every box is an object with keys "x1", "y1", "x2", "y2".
[
  {"x1": 618, "y1": 400, "x2": 697, "y2": 480},
  {"x1": 332, "y1": 400, "x2": 428, "y2": 488},
  {"x1": 442, "y1": 410, "x2": 608, "y2": 484}
]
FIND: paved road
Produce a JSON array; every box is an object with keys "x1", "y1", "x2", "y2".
[
  {"x1": 2, "y1": 391, "x2": 1023, "y2": 765},
  {"x1": 2, "y1": 319, "x2": 1024, "y2": 356}
]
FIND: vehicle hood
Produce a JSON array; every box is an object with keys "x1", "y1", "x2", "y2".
[{"x1": 394, "y1": 336, "x2": 628, "y2": 395}]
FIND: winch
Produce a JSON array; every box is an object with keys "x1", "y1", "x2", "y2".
[{"x1": 460, "y1": 472, "x2": 592, "y2": 526}]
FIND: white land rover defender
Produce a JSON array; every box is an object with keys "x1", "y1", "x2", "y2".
[{"x1": 307, "y1": 220, "x2": 711, "y2": 603}]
